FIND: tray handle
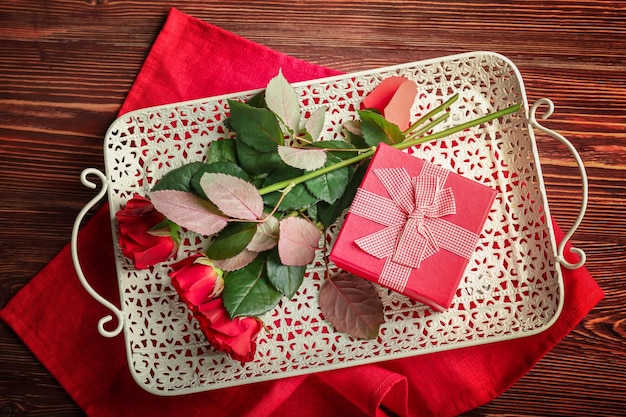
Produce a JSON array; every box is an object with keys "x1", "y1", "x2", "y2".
[
  {"x1": 529, "y1": 98, "x2": 588, "y2": 269},
  {"x1": 71, "y1": 168, "x2": 124, "y2": 338}
]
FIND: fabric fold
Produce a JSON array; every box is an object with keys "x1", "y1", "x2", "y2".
[
  {"x1": 118, "y1": 8, "x2": 339, "y2": 116},
  {"x1": 315, "y1": 366, "x2": 409, "y2": 417},
  {"x1": 1, "y1": 8, "x2": 603, "y2": 417}
]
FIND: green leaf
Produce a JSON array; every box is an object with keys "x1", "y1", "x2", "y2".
[
  {"x1": 264, "y1": 184, "x2": 317, "y2": 212},
  {"x1": 306, "y1": 204, "x2": 318, "y2": 223},
  {"x1": 304, "y1": 154, "x2": 352, "y2": 204},
  {"x1": 266, "y1": 248, "x2": 305, "y2": 299},
  {"x1": 190, "y1": 161, "x2": 250, "y2": 198},
  {"x1": 223, "y1": 92, "x2": 267, "y2": 131},
  {"x1": 149, "y1": 219, "x2": 182, "y2": 247},
  {"x1": 343, "y1": 120, "x2": 369, "y2": 149},
  {"x1": 316, "y1": 162, "x2": 367, "y2": 228},
  {"x1": 245, "y1": 90, "x2": 267, "y2": 109},
  {"x1": 206, "y1": 139, "x2": 238, "y2": 164},
  {"x1": 359, "y1": 109, "x2": 405, "y2": 146},
  {"x1": 228, "y1": 100, "x2": 283, "y2": 151},
  {"x1": 152, "y1": 161, "x2": 206, "y2": 192},
  {"x1": 236, "y1": 140, "x2": 285, "y2": 175},
  {"x1": 222, "y1": 253, "x2": 283, "y2": 318},
  {"x1": 262, "y1": 166, "x2": 319, "y2": 211},
  {"x1": 205, "y1": 221, "x2": 257, "y2": 260}
]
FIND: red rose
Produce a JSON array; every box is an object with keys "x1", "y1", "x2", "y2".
[
  {"x1": 115, "y1": 194, "x2": 177, "y2": 269},
  {"x1": 169, "y1": 254, "x2": 224, "y2": 309},
  {"x1": 194, "y1": 298, "x2": 263, "y2": 364},
  {"x1": 169, "y1": 255, "x2": 259, "y2": 363}
]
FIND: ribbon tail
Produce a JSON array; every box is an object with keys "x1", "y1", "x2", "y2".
[
  {"x1": 351, "y1": 188, "x2": 405, "y2": 226},
  {"x1": 378, "y1": 259, "x2": 412, "y2": 293},
  {"x1": 373, "y1": 168, "x2": 416, "y2": 214},
  {"x1": 426, "y1": 218, "x2": 480, "y2": 259},
  {"x1": 355, "y1": 224, "x2": 403, "y2": 260},
  {"x1": 420, "y1": 160, "x2": 450, "y2": 187}
]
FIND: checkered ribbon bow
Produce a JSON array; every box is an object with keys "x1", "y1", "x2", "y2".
[{"x1": 350, "y1": 164, "x2": 480, "y2": 292}]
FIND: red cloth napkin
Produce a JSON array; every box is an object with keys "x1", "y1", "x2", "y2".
[{"x1": 1, "y1": 8, "x2": 603, "y2": 417}]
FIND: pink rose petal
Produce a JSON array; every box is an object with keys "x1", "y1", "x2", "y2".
[
  {"x1": 383, "y1": 79, "x2": 417, "y2": 130},
  {"x1": 362, "y1": 76, "x2": 408, "y2": 112}
]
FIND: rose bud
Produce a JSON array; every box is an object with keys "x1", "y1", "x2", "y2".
[
  {"x1": 362, "y1": 76, "x2": 417, "y2": 130},
  {"x1": 169, "y1": 254, "x2": 224, "y2": 309},
  {"x1": 115, "y1": 194, "x2": 177, "y2": 269},
  {"x1": 194, "y1": 298, "x2": 263, "y2": 364}
]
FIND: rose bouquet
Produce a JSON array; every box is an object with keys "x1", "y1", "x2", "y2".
[{"x1": 115, "y1": 71, "x2": 520, "y2": 363}]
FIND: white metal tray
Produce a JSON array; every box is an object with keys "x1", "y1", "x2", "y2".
[{"x1": 72, "y1": 52, "x2": 588, "y2": 395}]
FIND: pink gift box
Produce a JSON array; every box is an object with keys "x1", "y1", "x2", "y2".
[{"x1": 330, "y1": 143, "x2": 497, "y2": 311}]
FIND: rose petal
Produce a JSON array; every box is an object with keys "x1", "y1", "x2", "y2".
[
  {"x1": 194, "y1": 298, "x2": 263, "y2": 364},
  {"x1": 383, "y1": 79, "x2": 417, "y2": 130},
  {"x1": 115, "y1": 194, "x2": 177, "y2": 269},
  {"x1": 362, "y1": 76, "x2": 408, "y2": 112},
  {"x1": 169, "y1": 255, "x2": 224, "y2": 308}
]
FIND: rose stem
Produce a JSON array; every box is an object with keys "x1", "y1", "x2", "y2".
[
  {"x1": 324, "y1": 110, "x2": 451, "y2": 155},
  {"x1": 258, "y1": 102, "x2": 522, "y2": 196},
  {"x1": 404, "y1": 93, "x2": 459, "y2": 136},
  {"x1": 404, "y1": 112, "x2": 450, "y2": 142}
]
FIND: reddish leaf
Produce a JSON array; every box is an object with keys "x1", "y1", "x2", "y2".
[
  {"x1": 319, "y1": 272, "x2": 384, "y2": 339},
  {"x1": 150, "y1": 190, "x2": 228, "y2": 236},
  {"x1": 278, "y1": 216, "x2": 321, "y2": 266},
  {"x1": 304, "y1": 106, "x2": 327, "y2": 141},
  {"x1": 343, "y1": 119, "x2": 362, "y2": 136},
  {"x1": 265, "y1": 70, "x2": 301, "y2": 132},
  {"x1": 199, "y1": 173, "x2": 263, "y2": 220},
  {"x1": 214, "y1": 249, "x2": 258, "y2": 271},
  {"x1": 247, "y1": 215, "x2": 279, "y2": 252}
]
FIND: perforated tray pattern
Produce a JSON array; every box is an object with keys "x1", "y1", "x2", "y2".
[{"x1": 103, "y1": 52, "x2": 563, "y2": 394}]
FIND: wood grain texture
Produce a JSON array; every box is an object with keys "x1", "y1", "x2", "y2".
[{"x1": 1, "y1": 0, "x2": 625, "y2": 416}]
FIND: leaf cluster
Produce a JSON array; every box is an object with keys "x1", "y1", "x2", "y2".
[
  {"x1": 143, "y1": 70, "x2": 516, "y2": 341},
  {"x1": 149, "y1": 72, "x2": 376, "y2": 319}
]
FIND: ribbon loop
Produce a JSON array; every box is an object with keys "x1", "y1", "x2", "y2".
[{"x1": 350, "y1": 162, "x2": 480, "y2": 292}]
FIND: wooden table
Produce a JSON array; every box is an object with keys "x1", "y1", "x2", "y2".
[{"x1": 1, "y1": 1, "x2": 624, "y2": 415}]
